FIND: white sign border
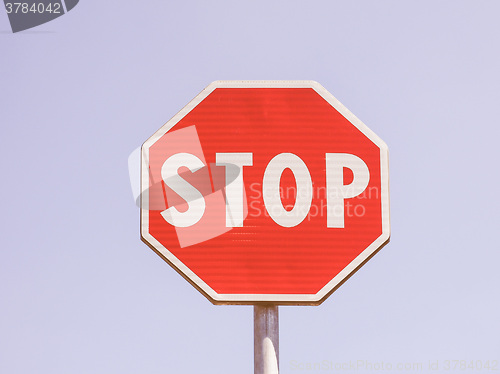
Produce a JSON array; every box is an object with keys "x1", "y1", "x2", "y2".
[{"x1": 141, "y1": 80, "x2": 390, "y2": 305}]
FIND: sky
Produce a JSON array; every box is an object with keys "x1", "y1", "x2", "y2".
[{"x1": 1, "y1": 1, "x2": 499, "y2": 373}]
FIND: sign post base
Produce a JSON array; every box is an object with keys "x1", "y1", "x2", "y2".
[{"x1": 254, "y1": 305, "x2": 279, "y2": 374}]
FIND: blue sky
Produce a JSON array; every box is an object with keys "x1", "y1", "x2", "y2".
[{"x1": 1, "y1": 1, "x2": 499, "y2": 373}]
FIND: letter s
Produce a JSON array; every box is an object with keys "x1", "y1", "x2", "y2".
[{"x1": 160, "y1": 153, "x2": 205, "y2": 227}]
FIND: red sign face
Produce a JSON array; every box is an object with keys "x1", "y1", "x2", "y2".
[{"x1": 141, "y1": 81, "x2": 390, "y2": 305}]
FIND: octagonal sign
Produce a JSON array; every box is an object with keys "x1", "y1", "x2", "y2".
[{"x1": 141, "y1": 81, "x2": 390, "y2": 305}]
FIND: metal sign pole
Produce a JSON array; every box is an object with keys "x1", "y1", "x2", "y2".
[{"x1": 254, "y1": 305, "x2": 279, "y2": 374}]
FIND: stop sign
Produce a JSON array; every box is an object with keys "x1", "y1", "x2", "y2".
[{"x1": 141, "y1": 81, "x2": 390, "y2": 305}]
